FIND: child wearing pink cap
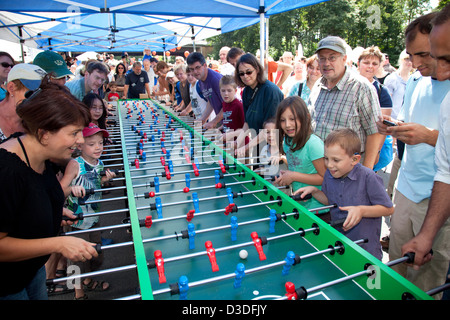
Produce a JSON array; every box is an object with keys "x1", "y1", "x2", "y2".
[{"x1": 59, "y1": 123, "x2": 116, "y2": 299}]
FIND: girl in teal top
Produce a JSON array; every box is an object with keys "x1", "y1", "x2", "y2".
[{"x1": 274, "y1": 96, "x2": 327, "y2": 213}]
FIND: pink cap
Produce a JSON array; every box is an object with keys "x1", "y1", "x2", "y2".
[{"x1": 82, "y1": 123, "x2": 109, "y2": 138}]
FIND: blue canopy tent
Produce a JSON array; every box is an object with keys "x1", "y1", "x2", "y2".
[
  {"x1": 0, "y1": 0, "x2": 329, "y2": 61},
  {"x1": 33, "y1": 13, "x2": 179, "y2": 52}
]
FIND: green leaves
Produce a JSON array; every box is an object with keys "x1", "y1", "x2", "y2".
[{"x1": 208, "y1": 0, "x2": 434, "y2": 67}]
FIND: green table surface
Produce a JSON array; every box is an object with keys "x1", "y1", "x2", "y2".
[{"x1": 117, "y1": 99, "x2": 431, "y2": 301}]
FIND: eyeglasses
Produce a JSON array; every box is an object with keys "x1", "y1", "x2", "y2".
[
  {"x1": 92, "y1": 75, "x2": 106, "y2": 84},
  {"x1": 318, "y1": 55, "x2": 342, "y2": 63},
  {"x1": 238, "y1": 70, "x2": 254, "y2": 77},
  {"x1": 1, "y1": 62, "x2": 14, "y2": 68},
  {"x1": 188, "y1": 64, "x2": 204, "y2": 72},
  {"x1": 91, "y1": 106, "x2": 104, "y2": 112}
]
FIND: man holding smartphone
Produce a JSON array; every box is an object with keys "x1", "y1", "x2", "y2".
[
  {"x1": 376, "y1": 12, "x2": 450, "y2": 299},
  {"x1": 400, "y1": 3, "x2": 450, "y2": 284}
]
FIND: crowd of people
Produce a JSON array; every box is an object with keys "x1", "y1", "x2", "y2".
[{"x1": 0, "y1": 4, "x2": 449, "y2": 300}]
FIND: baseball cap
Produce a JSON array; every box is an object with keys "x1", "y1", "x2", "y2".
[
  {"x1": 82, "y1": 123, "x2": 109, "y2": 138},
  {"x1": 7, "y1": 63, "x2": 47, "y2": 91},
  {"x1": 33, "y1": 50, "x2": 73, "y2": 79},
  {"x1": 315, "y1": 36, "x2": 348, "y2": 55},
  {"x1": 166, "y1": 71, "x2": 175, "y2": 79}
]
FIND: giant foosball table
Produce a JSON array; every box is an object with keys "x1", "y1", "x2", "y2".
[{"x1": 53, "y1": 98, "x2": 432, "y2": 302}]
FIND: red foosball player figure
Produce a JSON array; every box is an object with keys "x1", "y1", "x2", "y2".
[
  {"x1": 251, "y1": 232, "x2": 266, "y2": 260},
  {"x1": 285, "y1": 282, "x2": 297, "y2": 300},
  {"x1": 186, "y1": 209, "x2": 195, "y2": 222},
  {"x1": 192, "y1": 163, "x2": 199, "y2": 176},
  {"x1": 224, "y1": 203, "x2": 235, "y2": 215},
  {"x1": 164, "y1": 165, "x2": 171, "y2": 179},
  {"x1": 205, "y1": 241, "x2": 219, "y2": 272},
  {"x1": 154, "y1": 250, "x2": 166, "y2": 284},
  {"x1": 218, "y1": 160, "x2": 226, "y2": 173},
  {"x1": 145, "y1": 215, "x2": 152, "y2": 228}
]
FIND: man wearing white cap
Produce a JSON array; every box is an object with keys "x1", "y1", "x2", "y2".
[
  {"x1": 308, "y1": 35, "x2": 383, "y2": 169},
  {"x1": 33, "y1": 50, "x2": 73, "y2": 86},
  {"x1": 0, "y1": 63, "x2": 46, "y2": 142},
  {"x1": 143, "y1": 47, "x2": 153, "y2": 62}
]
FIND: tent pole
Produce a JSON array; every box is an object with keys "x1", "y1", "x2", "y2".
[
  {"x1": 265, "y1": 17, "x2": 269, "y2": 60},
  {"x1": 163, "y1": 38, "x2": 166, "y2": 62},
  {"x1": 191, "y1": 26, "x2": 196, "y2": 52},
  {"x1": 259, "y1": 1, "x2": 265, "y2": 67},
  {"x1": 18, "y1": 26, "x2": 25, "y2": 63}
]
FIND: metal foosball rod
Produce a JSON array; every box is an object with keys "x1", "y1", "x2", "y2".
[
  {"x1": 278, "y1": 252, "x2": 431, "y2": 300},
  {"x1": 136, "y1": 239, "x2": 368, "y2": 300}
]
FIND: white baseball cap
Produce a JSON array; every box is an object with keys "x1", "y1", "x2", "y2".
[
  {"x1": 7, "y1": 63, "x2": 47, "y2": 90},
  {"x1": 165, "y1": 71, "x2": 175, "y2": 79}
]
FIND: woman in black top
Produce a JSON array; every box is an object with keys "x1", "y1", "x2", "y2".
[{"x1": 0, "y1": 78, "x2": 98, "y2": 300}]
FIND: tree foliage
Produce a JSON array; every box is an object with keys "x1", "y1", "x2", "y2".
[{"x1": 208, "y1": 0, "x2": 434, "y2": 67}]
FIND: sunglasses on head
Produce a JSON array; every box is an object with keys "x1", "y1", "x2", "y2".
[{"x1": 1, "y1": 62, "x2": 14, "y2": 68}]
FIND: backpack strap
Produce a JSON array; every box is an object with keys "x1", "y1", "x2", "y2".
[{"x1": 297, "y1": 82, "x2": 304, "y2": 97}]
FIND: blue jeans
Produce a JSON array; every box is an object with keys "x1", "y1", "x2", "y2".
[{"x1": 0, "y1": 266, "x2": 48, "y2": 300}]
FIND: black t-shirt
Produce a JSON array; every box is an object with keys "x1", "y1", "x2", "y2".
[
  {"x1": 125, "y1": 71, "x2": 149, "y2": 98},
  {"x1": 179, "y1": 81, "x2": 191, "y2": 107},
  {"x1": 0, "y1": 149, "x2": 64, "y2": 296}
]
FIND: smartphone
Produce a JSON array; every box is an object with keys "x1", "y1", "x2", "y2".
[{"x1": 383, "y1": 119, "x2": 397, "y2": 127}]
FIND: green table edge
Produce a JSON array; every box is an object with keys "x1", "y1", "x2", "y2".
[{"x1": 118, "y1": 99, "x2": 154, "y2": 300}]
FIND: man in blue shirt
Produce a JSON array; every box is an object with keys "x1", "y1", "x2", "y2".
[
  {"x1": 65, "y1": 61, "x2": 108, "y2": 101},
  {"x1": 377, "y1": 12, "x2": 450, "y2": 299},
  {"x1": 401, "y1": 4, "x2": 450, "y2": 287}
]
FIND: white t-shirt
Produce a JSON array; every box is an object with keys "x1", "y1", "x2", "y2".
[
  {"x1": 190, "y1": 80, "x2": 214, "y2": 121},
  {"x1": 435, "y1": 91, "x2": 450, "y2": 184}
]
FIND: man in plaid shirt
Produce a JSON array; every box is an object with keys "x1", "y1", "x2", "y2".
[{"x1": 308, "y1": 36, "x2": 384, "y2": 169}]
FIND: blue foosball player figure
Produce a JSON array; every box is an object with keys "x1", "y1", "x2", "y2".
[
  {"x1": 179, "y1": 275, "x2": 189, "y2": 300},
  {"x1": 188, "y1": 223, "x2": 196, "y2": 249},
  {"x1": 234, "y1": 263, "x2": 245, "y2": 289},
  {"x1": 269, "y1": 209, "x2": 276, "y2": 233},
  {"x1": 282, "y1": 251, "x2": 295, "y2": 276},
  {"x1": 230, "y1": 216, "x2": 238, "y2": 241}
]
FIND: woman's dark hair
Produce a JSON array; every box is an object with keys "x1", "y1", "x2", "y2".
[
  {"x1": 275, "y1": 96, "x2": 312, "y2": 153},
  {"x1": 0, "y1": 51, "x2": 15, "y2": 64},
  {"x1": 82, "y1": 92, "x2": 107, "y2": 129},
  {"x1": 16, "y1": 75, "x2": 90, "y2": 143},
  {"x1": 114, "y1": 62, "x2": 126, "y2": 77},
  {"x1": 234, "y1": 53, "x2": 265, "y2": 88}
]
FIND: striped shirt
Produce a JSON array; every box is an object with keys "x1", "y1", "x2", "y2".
[{"x1": 308, "y1": 68, "x2": 381, "y2": 152}]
